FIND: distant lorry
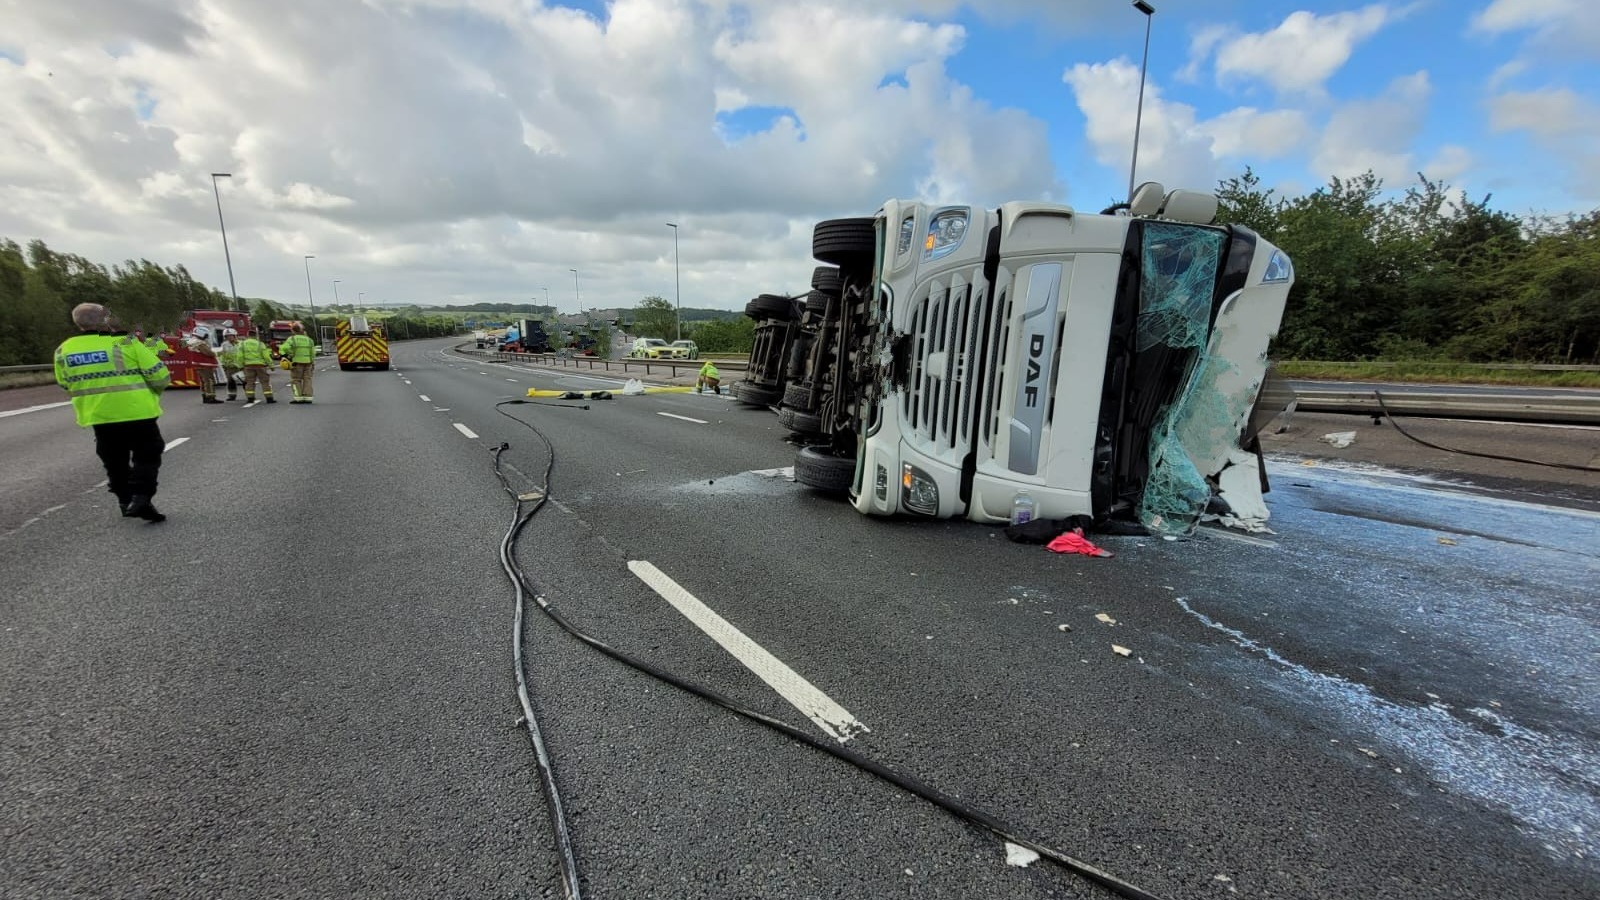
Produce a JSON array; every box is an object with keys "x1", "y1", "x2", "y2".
[
  {"x1": 160, "y1": 309, "x2": 254, "y2": 388},
  {"x1": 265, "y1": 319, "x2": 299, "y2": 354},
  {"x1": 778, "y1": 183, "x2": 1294, "y2": 533},
  {"x1": 335, "y1": 316, "x2": 390, "y2": 370},
  {"x1": 474, "y1": 330, "x2": 491, "y2": 348},
  {"x1": 501, "y1": 318, "x2": 550, "y2": 353}
]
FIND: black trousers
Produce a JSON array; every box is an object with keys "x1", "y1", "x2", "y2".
[{"x1": 92, "y1": 419, "x2": 164, "y2": 500}]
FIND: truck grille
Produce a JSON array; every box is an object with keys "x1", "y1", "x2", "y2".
[{"x1": 901, "y1": 272, "x2": 1008, "y2": 459}]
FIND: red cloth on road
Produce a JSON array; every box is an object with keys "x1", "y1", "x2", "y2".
[{"x1": 1046, "y1": 528, "x2": 1114, "y2": 558}]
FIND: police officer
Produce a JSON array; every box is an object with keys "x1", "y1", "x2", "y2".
[
  {"x1": 53, "y1": 303, "x2": 171, "y2": 522},
  {"x1": 279, "y1": 321, "x2": 317, "y2": 404},
  {"x1": 237, "y1": 328, "x2": 277, "y2": 404}
]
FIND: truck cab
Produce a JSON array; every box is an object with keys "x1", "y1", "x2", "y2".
[{"x1": 785, "y1": 184, "x2": 1294, "y2": 533}]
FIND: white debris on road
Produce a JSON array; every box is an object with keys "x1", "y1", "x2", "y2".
[
  {"x1": 1320, "y1": 430, "x2": 1358, "y2": 449},
  {"x1": 1004, "y1": 842, "x2": 1040, "y2": 868}
]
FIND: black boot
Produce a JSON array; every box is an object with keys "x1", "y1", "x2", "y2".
[
  {"x1": 203, "y1": 397, "x2": 224, "y2": 404},
  {"x1": 265, "y1": 396, "x2": 278, "y2": 404},
  {"x1": 124, "y1": 496, "x2": 166, "y2": 523},
  {"x1": 116, "y1": 493, "x2": 135, "y2": 517}
]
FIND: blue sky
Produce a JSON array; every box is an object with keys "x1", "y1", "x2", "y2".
[{"x1": 2, "y1": 1, "x2": 1596, "y2": 310}]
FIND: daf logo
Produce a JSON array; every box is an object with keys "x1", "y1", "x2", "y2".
[{"x1": 1024, "y1": 333, "x2": 1045, "y2": 408}]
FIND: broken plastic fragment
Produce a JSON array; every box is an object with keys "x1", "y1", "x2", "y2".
[
  {"x1": 1320, "y1": 431, "x2": 1357, "y2": 449},
  {"x1": 1437, "y1": 537, "x2": 1458, "y2": 546},
  {"x1": 1004, "y1": 842, "x2": 1040, "y2": 868},
  {"x1": 1057, "y1": 624, "x2": 1072, "y2": 632},
  {"x1": 1112, "y1": 645, "x2": 1132, "y2": 657},
  {"x1": 1095, "y1": 613, "x2": 1117, "y2": 625},
  {"x1": 622, "y1": 378, "x2": 645, "y2": 395}
]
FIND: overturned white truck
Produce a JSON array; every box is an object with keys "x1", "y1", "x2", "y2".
[{"x1": 782, "y1": 183, "x2": 1294, "y2": 534}]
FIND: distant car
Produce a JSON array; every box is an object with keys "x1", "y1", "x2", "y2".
[
  {"x1": 670, "y1": 340, "x2": 699, "y2": 359},
  {"x1": 629, "y1": 337, "x2": 687, "y2": 359}
]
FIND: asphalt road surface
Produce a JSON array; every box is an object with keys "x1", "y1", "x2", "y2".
[
  {"x1": 1287, "y1": 378, "x2": 1600, "y2": 398},
  {"x1": 4, "y1": 339, "x2": 1596, "y2": 900}
]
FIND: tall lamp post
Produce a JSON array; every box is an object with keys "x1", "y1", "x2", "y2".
[
  {"x1": 303, "y1": 255, "x2": 319, "y2": 342},
  {"x1": 1128, "y1": 1, "x2": 1156, "y2": 203},
  {"x1": 332, "y1": 279, "x2": 342, "y2": 310},
  {"x1": 569, "y1": 268, "x2": 580, "y2": 316},
  {"x1": 665, "y1": 222, "x2": 682, "y2": 341},
  {"x1": 210, "y1": 173, "x2": 239, "y2": 311}
]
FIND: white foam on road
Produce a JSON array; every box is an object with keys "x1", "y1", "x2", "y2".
[
  {"x1": 628, "y1": 560, "x2": 869, "y2": 743},
  {"x1": 0, "y1": 401, "x2": 71, "y2": 419},
  {"x1": 657, "y1": 412, "x2": 707, "y2": 425},
  {"x1": 163, "y1": 437, "x2": 190, "y2": 451},
  {"x1": 453, "y1": 423, "x2": 478, "y2": 440}
]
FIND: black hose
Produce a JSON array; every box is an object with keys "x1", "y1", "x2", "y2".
[
  {"x1": 1373, "y1": 390, "x2": 1600, "y2": 473},
  {"x1": 488, "y1": 399, "x2": 1167, "y2": 900}
]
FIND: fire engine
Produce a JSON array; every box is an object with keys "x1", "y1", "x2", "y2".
[
  {"x1": 336, "y1": 316, "x2": 390, "y2": 370},
  {"x1": 161, "y1": 309, "x2": 253, "y2": 389}
]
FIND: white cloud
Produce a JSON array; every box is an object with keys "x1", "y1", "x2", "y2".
[
  {"x1": 1312, "y1": 71, "x2": 1432, "y2": 184},
  {"x1": 1487, "y1": 87, "x2": 1600, "y2": 201},
  {"x1": 1063, "y1": 59, "x2": 1309, "y2": 201},
  {"x1": 1193, "y1": 5, "x2": 1398, "y2": 95},
  {"x1": 1472, "y1": 0, "x2": 1600, "y2": 54},
  {"x1": 0, "y1": 0, "x2": 1064, "y2": 310}
]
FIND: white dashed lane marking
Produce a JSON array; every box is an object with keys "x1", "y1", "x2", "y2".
[
  {"x1": 163, "y1": 437, "x2": 190, "y2": 451},
  {"x1": 627, "y1": 560, "x2": 869, "y2": 743},
  {"x1": 419, "y1": 394, "x2": 431, "y2": 402},
  {"x1": 0, "y1": 402, "x2": 71, "y2": 419},
  {"x1": 453, "y1": 423, "x2": 479, "y2": 440},
  {"x1": 657, "y1": 412, "x2": 707, "y2": 425}
]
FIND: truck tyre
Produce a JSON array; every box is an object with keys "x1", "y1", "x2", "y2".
[
  {"x1": 811, "y1": 266, "x2": 842, "y2": 295},
  {"x1": 731, "y1": 382, "x2": 781, "y2": 407},
  {"x1": 795, "y1": 446, "x2": 854, "y2": 493},
  {"x1": 777, "y1": 407, "x2": 823, "y2": 435},
  {"x1": 745, "y1": 294, "x2": 795, "y2": 321},
  {"x1": 804, "y1": 290, "x2": 831, "y2": 315},
  {"x1": 783, "y1": 381, "x2": 814, "y2": 410},
  {"x1": 813, "y1": 218, "x2": 876, "y2": 269}
]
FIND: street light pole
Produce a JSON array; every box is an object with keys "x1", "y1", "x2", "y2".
[
  {"x1": 1128, "y1": 1, "x2": 1156, "y2": 203},
  {"x1": 569, "y1": 268, "x2": 580, "y2": 316},
  {"x1": 210, "y1": 173, "x2": 239, "y2": 311},
  {"x1": 666, "y1": 222, "x2": 681, "y2": 341},
  {"x1": 303, "y1": 255, "x2": 318, "y2": 341},
  {"x1": 333, "y1": 279, "x2": 342, "y2": 309}
]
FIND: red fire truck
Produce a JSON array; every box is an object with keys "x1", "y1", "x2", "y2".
[{"x1": 160, "y1": 309, "x2": 254, "y2": 389}]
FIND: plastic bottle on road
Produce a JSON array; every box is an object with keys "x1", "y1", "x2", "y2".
[{"x1": 1010, "y1": 490, "x2": 1035, "y2": 526}]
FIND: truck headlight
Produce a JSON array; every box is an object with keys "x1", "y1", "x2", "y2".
[
  {"x1": 1262, "y1": 249, "x2": 1293, "y2": 284},
  {"x1": 923, "y1": 208, "x2": 969, "y2": 261},
  {"x1": 901, "y1": 464, "x2": 939, "y2": 515}
]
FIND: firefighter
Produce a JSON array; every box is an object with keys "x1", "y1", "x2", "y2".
[
  {"x1": 53, "y1": 303, "x2": 170, "y2": 522},
  {"x1": 695, "y1": 359, "x2": 721, "y2": 394},
  {"x1": 279, "y1": 321, "x2": 317, "y2": 404},
  {"x1": 217, "y1": 328, "x2": 243, "y2": 401},
  {"x1": 184, "y1": 333, "x2": 225, "y2": 404},
  {"x1": 237, "y1": 328, "x2": 277, "y2": 404}
]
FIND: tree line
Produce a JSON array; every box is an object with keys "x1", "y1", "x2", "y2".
[
  {"x1": 1217, "y1": 168, "x2": 1600, "y2": 363},
  {"x1": 626, "y1": 295, "x2": 755, "y2": 353}
]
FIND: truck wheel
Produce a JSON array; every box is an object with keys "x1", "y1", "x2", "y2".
[
  {"x1": 795, "y1": 446, "x2": 854, "y2": 493},
  {"x1": 811, "y1": 266, "x2": 842, "y2": 294},
  {"x1": 731, "y1": 382, "x2": 781, "y2": 406},
  {"x1": 778, "y1": 407, "x2": 823, "y2": 435},
  {"x1": 783, "y1": 381, "x2": 814, "y2": 410},
  {"x1": 745, "y1": 294, "x2": 795, "y2": 321},
  {"x1": 804, "y1": 290, "x2": 831, "y2": 315},
  {"x1": 813, "y1": 218, "x2": 876, "y2": 269}
]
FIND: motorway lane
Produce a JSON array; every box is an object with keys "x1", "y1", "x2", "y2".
[
  {"x1": 6, "y1": 337, "x2": 1597, "y2": 899},
  {"x1": 3, "y1": 357, "x2": 556, "y2": 897},
  {"x1": 400, "y1": 340, "x2": 1600, "y2": 899},
  {"x1": 1288, "y1": 378, "x2": 1600, "y2": 398}
]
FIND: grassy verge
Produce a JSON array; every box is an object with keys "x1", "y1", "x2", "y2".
[
  {"x1": 0, "y1": 371, "x2": 57, "y2": 390},
  {"x1": 1278, "y1": 360, "x2": 1600, "y2": 388}
]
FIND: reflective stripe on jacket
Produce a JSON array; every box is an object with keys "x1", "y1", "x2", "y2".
[
  {"x1": 280, "y1": 333, "x2": 316, "y2": 364},
  {"x1": 54, "y1": 333, "x2": 168, "y2": 427},
  {"x1": 238, "y1": 338, "x2": 273, "y2": 366}
]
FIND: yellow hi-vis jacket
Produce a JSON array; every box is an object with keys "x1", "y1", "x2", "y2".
[
  {"x1": 280, "y1": 333, "x2": 316, "y2": 364},
  {"x1": 54, "y1": 333, "x2": 169, "y2": 427},
  {"x1": 238, "y1": 337, "x2": 274, "y2": 366},
  {"x1": 698, "y1": 361, "x2": 720, "y2": 380}
]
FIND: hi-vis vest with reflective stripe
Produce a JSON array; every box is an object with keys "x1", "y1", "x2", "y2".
[
  {"x1": 280, "y1": 333, "x2": 315, "y2": 363},
  {"x1": 238, "y1": 338, "x2": 273, "y2": 366},
  {"x1": 53, "y1": 333, "x2": 169, "y2": 427}
]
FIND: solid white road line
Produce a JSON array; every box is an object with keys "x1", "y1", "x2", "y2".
[
  {"x1": 0, "y1": 401, "x2": 71, "y2": 419},
  {"x1": 163, "y1": 437, "x2": 190, "y2": 451},
  {"x1": 657, "y1": 412, "x2": 707, "y2": 425},
  {"x1": 627, "y1": 560, "x2": 869, "y2": 742},
  {"x1": 453, "y1": 423, "x2": 479, "y2": 439},
  {"x1": 419, "y1": 394, "x2": 431, "y2": 402}
]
